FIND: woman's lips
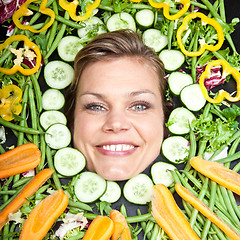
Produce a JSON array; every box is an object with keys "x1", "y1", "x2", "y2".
[{"x1": 96, "y1": 143, "x2": 138, "y2": 156}]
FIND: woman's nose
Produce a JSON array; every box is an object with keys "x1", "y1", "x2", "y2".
[{"x1": 102, "y1": 110, "x2": 131, "y2": 133}]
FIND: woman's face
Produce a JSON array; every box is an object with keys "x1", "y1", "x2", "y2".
[{"x1": 73, "y1": 57, "x2": 165, "y2": 181}]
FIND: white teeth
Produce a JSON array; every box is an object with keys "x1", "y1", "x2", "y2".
[{"x1": 102, "y1": 144, "x2": 134, "y2": 151}]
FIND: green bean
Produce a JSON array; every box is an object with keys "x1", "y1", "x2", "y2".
[
  {"x1": 167, "y1": 20, "x2": 175, "y2": 50},
  {"x1": 120, "y1": 204, "x2": 128, "y2": 218},
  {"x1": 191, "y1": 28, "x2": 200, "y2": 82},
  {"x1": 44, "y1": 11, "x2": 69, "y2": 60},
  {"x1": 197, "y1": 138, "x2": 207, "y2": 156},
  {"x1": 143, "y1": 220, "x2": 154, "y2": 240},
  {"x1": 0, "y1": 177, "x2": 32, "y2": 212},
  {"x1": 46, "y1": 146, "x2": 62, "y2": 189},
  {"x1": 0, "y1": 117, "x2": 42, "y2": 135},
  {"x1": 126, "y1": 213, "x2": 152, "y2": 224},
  {"x1": 30, "y1": 73, "x2": 43, "y2": 114},
  {"x1": 150, "y1": 223, "x2": 160, "y2": 240},
  {"x1": 83, "y1": 213, "x2": 98, "y2": 220},
  {"x1": 17, "y1": 82, "x2": 29, "y2": 146},
  {"x1": 219, "y1": 0, "x2": 226, "y2": 22},
  {"x1": 12, "y1": 177, "x2": 34, "y2": 189},
  {"x1": 215, "y1": 150, "x2": 240, "y2": 164},
  {"x1": 201, "y1": 181, "x2": 217, "y2": 240},
  {"x1": 28, "y1": 82, "x2": 39, "y2": 147},
  {"x1": 0, "y1": 190, "x2": 16, "y2": 195},
  {"x1": 227, "y1": 190, "x2": 240, "y2": 220},
  {"x1": 3, "y1": 222, "x2": 9, "y2": 240},
  {"x1": 189, "y1": 178, "x2": 209, "y2": 227},
  {"x1": 37, "y1": 131, "x2": 47, "y2": 172},
  {"x1": 219, "y1": 186, "x2": 240, "y2": 227},
  {"x1": 190, "y1": 0, "x2": 208, "y2": 9},
  {"x1": 66, "y1": 199, "x2": 93, "y2": 212}
]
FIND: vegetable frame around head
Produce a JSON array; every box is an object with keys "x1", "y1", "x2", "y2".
[
  {"x1": 177, "y1": 12, "x2": 224, "y2": 57},
  {"x1": 199, "y1": 59, "x2": 240, "y2": 103},
  {"x1": 0, "y1": 35, "x2": 42, "y2": 75},
  {"x1": 12, "y1": 0, "x2": 55, "y2": 33}
]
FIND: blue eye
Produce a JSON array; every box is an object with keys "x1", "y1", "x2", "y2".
[
  {"x1": 131, "y1": 102, "x2": 151, "y2": 111},
  {"x1": 85, "y1": 103, "x2": 105, "y2": 112}
]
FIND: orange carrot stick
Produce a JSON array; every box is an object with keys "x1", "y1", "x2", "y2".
[
  {"x1": 175, "y1": 183, "x2": 240, "y2": 240},
  {"x1": 151, "y1": 184, "x2": 200, "y2": 240},
  {"x1": 190, "y1": 156, "x2": 240, "y2": 195},
  {"x1": 82, "y1": 215, "x2": 114, "y2": 240},
  {"x1": 0, "y1": 143, "x2": 41, "y2": 179},
  {"x1": 19, "y1": 189, "x2": 69, "y2": 240},
  {"x1": 109, "y1": 209, "x2": 132, "y2": 240},
  {"x1": 0, "y1": 168, "x2": 54, "y2": 230}
]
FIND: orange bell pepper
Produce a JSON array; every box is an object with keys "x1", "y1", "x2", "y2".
[
  {"x1": 12, "y1": 0, "x2": 55, "y2": 33},
  {"x1": 0, "y1": 84, "x2": 23, "y2": 121},
  {"x1": 59, "y1": 0, "x2": 101, "y2": 21},
  {"x1": 199, "y1": 59, "x2": 240, "y2": 103},
  {"x1": 0, "y1": 35, "x2": 42, "y2": 75},
  {"x1": 177, "y1": 12, "x2": 224, "y2": 57}
]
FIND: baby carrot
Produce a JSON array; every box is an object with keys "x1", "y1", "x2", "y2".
[
  {"x1": 0, "y1": 168, "x2": 54, "y2": 230},
  {"x1": 190, "y1": 156, "x2": 240, "y2": 196},
  {"x1": 0, "y1": 143, "x2": 41, "y2": 179},
  {"x1": 175, "y1": 183, "x2": 240, "y2": 240},
  {"x1": 20, "y1": 189, "x2": 69, "y2": 240}
]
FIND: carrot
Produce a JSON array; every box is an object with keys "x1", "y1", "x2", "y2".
[
  {"x1": 82, "y1": 215, "x2": 114, "y2": 240},
  {"x1": 0, "y1": 168, "x2": 54, "y2": 230},
  {"x1": 20, "y1": 189, "x2": 69, "y2": 240},
  {"x1": 151, "y1": 184, "x2": 200, "y2": 240},
  {"x1": 0, "y1": 143, "x2": 41, "y2": 179},
  {"x1": 190, "y1": 156, "x2": 240, "y2": 195},
  {"x1": 109, "y1": 209, "x2": 132, "y2": 240},
  {"x1": 175, "y1": 182, "x2": 240, "y2": 240}
]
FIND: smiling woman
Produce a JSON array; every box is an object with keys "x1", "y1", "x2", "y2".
[{"x1": 65, "y1": 29, "x2": 172, "y2": 181}]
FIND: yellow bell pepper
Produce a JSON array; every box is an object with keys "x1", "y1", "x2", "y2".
[
  {"x1": 177, "y1": 12, "x2": 224, "y2": 57},
  {"x1": 199, "y1": 59, "x2": 240, "y2": 103},
  {"x1": 12, "y1": 0, "x2": 55, "y2": 33},
  {"x1": 0, "y1": 35, "x2": 42, "y2": 75},
  {"x1": 147, "y1": 0, "x2": 190, "y2": 21},
  {"x1": 0, "y1": 85, "x2": 22, "y2": 121},
  {"x1": 59, "y1": 0, "x2": 101, "y2": 21}
]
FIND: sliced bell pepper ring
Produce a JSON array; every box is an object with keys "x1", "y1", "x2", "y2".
[
  {"x1": 59, "y1": 0, "x2": 101, "y2": 22},
  {"x1": 0, "y1": 35, "x2": 42, "y2": 75},
  {"x1": 0, "y1": 85, "x2": 23, "y2": 121},
  {"x1": 177, "y1": 12, "x2": 224, "y2": 57},
  {"x1": 199, "y1": 59, "x2": 240, "y2": 103},
  {"x1": 12, "y1": 0, "x2": 55, "y2": 33},
  {"x1": 147, "y1": 0, "x2": 190, "y2": 21}
]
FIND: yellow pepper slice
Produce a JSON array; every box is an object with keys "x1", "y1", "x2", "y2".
[
  {"x1": 177, "y1": 12, "x2": 224, "y2": 57},
  {"x1": 12, "y1": 0, "x2": 55, "y2": 33},
  {"x1": 0, "y1": 35, "x2": 42, "y2": 75},
  {"x1": 199, "y1": 59, "x2": 240, "y2": 103},
  {"x1": 0, "y1": 85, "x2": 23, "y2": 121},
  {"x1": 59, "y1": 0, "x2": 101, "y2": 21},
  {"x1": 147, "y1": 0, "x2": 190, "y2": 21}
]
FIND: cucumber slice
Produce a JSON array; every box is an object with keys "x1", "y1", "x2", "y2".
[
  {"x1": 42, "y1": 89, "x2": 65, "y2": 111},
  {"x1": 135, "y1": 9, "x2": 154, "y2": 28},
  {"x1": 106, "y1": 12, "x2": 136, "y2": 32},
  {"x1": 168, "y1": 71, "x2": 193, "y2": 95},
  {"x1": 54, "y1": 147, "x2": 86, "y2": 177},
  {"x1": 57, "y1": 36, "x2": 83, "y2": 62},
  {"x1": 99, "y1": 181, "x2": 121, "y2": 203},
  {"x1": 45, "y1": 123, "x2": 71, "y2": 150},
  {"x1": 142, "y1": 29, "x2": 168, "y2": 53},
  {"x1": 151, "y1": 161, "x2": 176, "y2": 187},
  {"x1": 159, "y1": 49, "x2": 185, "y2": 71},
  {"x1": 44, "y1": 60, "x2": 74, "y2": 89},
  {"x1": 161, "y1": 136, "x2": 189, "y2": 164},
  {"x1": 166, "y1": 107, "x2": 196, "y2": 135},
  {"x1": 77, "y1": 16, "x2": 106, "y2": 42},
  {"x1": 74, "y1": 172, "x2": 107, "y2": 203},
  {"x1": 40, "y1": 110, "x2": 67, "y2": 130},
  {"x1": 123, "y1": 174, "x2": 153, "y2": 205},
  {"x1": 180, "y1": 83, "x2": 206, "y2": 112}
]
